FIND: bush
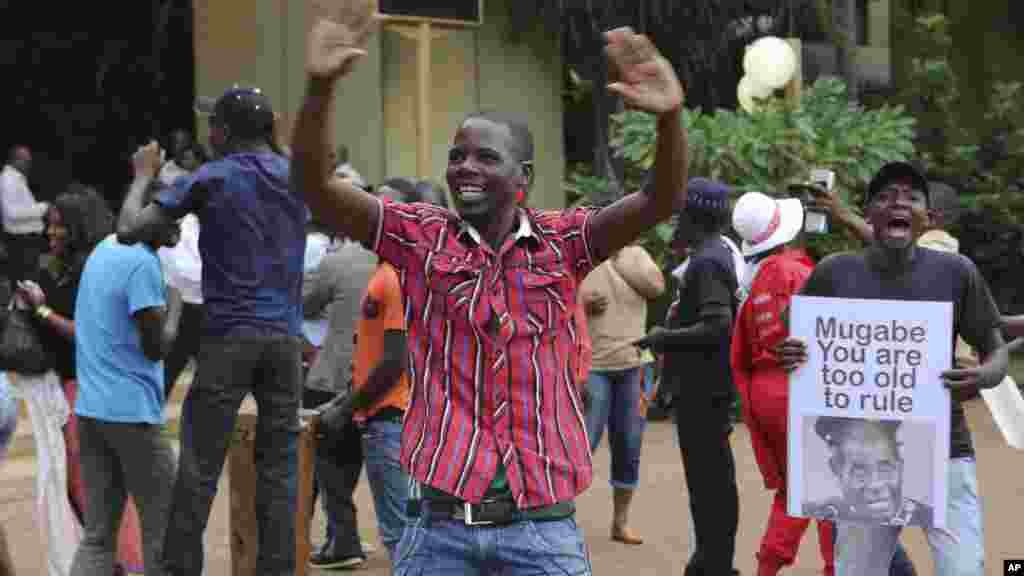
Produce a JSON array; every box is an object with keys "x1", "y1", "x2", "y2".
[{"x1": 566, "y1": 77, "x2": 919, "y2": 265}]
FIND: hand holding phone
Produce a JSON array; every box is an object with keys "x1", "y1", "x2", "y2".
[{"x1": 804, "y1": 168, "x2": 836, "y2": 234}]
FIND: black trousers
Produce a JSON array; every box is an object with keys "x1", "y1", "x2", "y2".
[
  {"x1": 162, "y1": 335, "x2": 304, "y2": 576},
  {"x1": 675, "y1": 395, "x2": 739, "y2": 576},
  {"x1": 163, "y1": 302, "x2": 203, "y2": 398},
  {"x1": 3, "y1": 232, "x2": 45, "y2": 283},
  {"x1": 303, "y1": 387, "x2": 365, "y2": 558}
]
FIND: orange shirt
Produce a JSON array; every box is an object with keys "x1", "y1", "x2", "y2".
[{"x1": 353, "y1": 262, "x2": 410, "y2": 419}]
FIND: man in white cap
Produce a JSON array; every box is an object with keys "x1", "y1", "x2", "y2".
[{"x1": 729, "y1": 191, "x2": 833, "y2": 576}]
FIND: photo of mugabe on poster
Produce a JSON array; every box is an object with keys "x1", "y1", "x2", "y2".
[
  {"x1": 786, "y1": 296, "x2": 952, "y2": 529},
  {"x1": 801, "y1": 416, "x2": 934, "y2": 527}
]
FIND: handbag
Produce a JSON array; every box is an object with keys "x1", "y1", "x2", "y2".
[{"x1": 0, "y1": 301, "x2": 52, "y2": 375}]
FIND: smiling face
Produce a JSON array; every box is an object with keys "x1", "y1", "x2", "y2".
[
  {"x1": 446, "y1": 116, "x2": 529, "y2": 222},
  {"x1": 831, "y1": 425, "x2": 903, "y2": 521},
  {"x1": 866, "y1": 179, "x2": 930, "y2": 250}
]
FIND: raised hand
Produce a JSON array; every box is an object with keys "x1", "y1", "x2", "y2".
[
  {"x1": 307, "y1": 0, "x2": 378, "y2": 80},
  {"x1": 15, "y1": 280, "x2": 46, "y2": 309},
  {"x1": 132, "y1": 141, "x2": 163, "y2": 179},
  {"x1": 604, "y1": 27, "x2": 684, "y2": 115}
]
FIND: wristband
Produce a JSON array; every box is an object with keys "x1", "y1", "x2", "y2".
[{"x1": 36, "y1": 305, "x2": 53, "y2": 320}]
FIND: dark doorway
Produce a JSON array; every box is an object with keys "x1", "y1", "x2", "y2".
[{"x1": 0, "y1": 0, "x2": 195, "y2": 211}]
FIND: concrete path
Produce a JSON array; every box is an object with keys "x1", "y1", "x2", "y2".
[{"x1": 2, "y1": 383, "x2": 1021, "y2": 574}]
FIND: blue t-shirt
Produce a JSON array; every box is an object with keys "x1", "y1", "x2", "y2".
[
  {"x1": 75, "y1": 235, "x2": 167, "y2": 424},
  {"x1": 155, "y1": 152, "x2": 307, "y2": 337}
]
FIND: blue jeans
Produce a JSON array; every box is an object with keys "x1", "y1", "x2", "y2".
[
  {"x1": 394, "y1": 505, "x2": 592, "y2": 575},
  {"x1": 162, "y1": 336, "x2": 304, "y2": 576},
  {"x1": 0, "y1": 374, "x2": 17, "y2": 462},
  {"x1": 584, "y1": 365, "x2": 654, "y2": 488},
  {"x1": 835, "y1": 457, "x2": 984, "y2": 576},
  {"x1": 362, "y1": 419, "x2": 410, "y2": 562}
]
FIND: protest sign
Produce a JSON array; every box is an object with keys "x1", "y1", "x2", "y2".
[{"x1": 787, "y1": 295, "x2": 952, "y2": 529}]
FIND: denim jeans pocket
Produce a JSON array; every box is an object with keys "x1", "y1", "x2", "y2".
[
  {"x1": 393, "y1": 515, "x2": 427, "y2": 567},
  {"x1": 523, "y1": 518, "x2": 584, "y2": 557}
]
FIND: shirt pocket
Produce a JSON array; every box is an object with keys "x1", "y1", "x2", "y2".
[
  {"x1": 425, "y1": 253, "x2": 480, "y2": 317},
  {"x1": 519, "y1": 264, "x2": 573, "y2": 335}
]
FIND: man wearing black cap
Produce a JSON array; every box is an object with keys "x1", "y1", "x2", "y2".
[
  {"x1": 636, "y1": 177, "x2": 741, "y2": 576},
  {"x1": 802, "y1": 417, "x2": 933, "y2": 527},
  {"x1": 778, "y1": 161, "x2": 1012, "y2": 576},
  {"x1": 118, "y1": 86, "x2": 307, "y2": 576}
]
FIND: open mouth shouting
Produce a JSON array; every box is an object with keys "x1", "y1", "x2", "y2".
[{"x1": 885, "y1": 215, "x2": 913, "y2": 241}]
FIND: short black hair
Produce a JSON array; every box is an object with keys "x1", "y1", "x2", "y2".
[{"x1": 463, "y1": 110, "x2": 534, "y2": 163}]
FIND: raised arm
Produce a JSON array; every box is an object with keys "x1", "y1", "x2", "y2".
[
  {"x1": 118, "y1": 142, "x2": 176, "y2": 246},
  {"x1": 588, "y1": 28, "x2": 686, "y2": 263},
  {"x1": 292, "y1": 8, "x2": 380, "y2": 248},
  {"x1": 806, "y1": 183, "x2": 873, "y2": 245}
]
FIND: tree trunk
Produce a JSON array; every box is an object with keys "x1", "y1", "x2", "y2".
[
  {"x1": 591, "y1": 56, "x2": 625, "y2": 204},
  {"x1": 823, "y1": 0, "x2": 859, "y2": 98}
]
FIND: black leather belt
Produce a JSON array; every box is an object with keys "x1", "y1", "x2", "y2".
[{"x1": 407, "y1": 498, "x2": 574, "y2": 527}]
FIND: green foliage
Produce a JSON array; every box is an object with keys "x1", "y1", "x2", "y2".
[
  {"x1": 899, "y1": 14, "x2": 976, "y2": 185},
  {"x1": 898, "y1": 14, "x2": 1024, "y2": 223},
  {"x1": 566, "y1": 77, "x2": 919, "y2": 264}
]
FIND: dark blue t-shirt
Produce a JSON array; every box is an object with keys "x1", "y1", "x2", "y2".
[{"x1": 155, "y1": 152, "x2": 307, "y2": 337}]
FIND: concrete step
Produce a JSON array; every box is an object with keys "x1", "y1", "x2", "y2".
[{"x1": 6, "y1": 363, "x2": 195, "y2": 462}]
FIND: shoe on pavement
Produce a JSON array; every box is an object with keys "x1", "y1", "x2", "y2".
[{"x1": 308, "y1": 550, "x2": 366, "y2": 570}]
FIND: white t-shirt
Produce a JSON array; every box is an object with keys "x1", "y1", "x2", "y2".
[
  {"x1": 301, "y1": 232, "x2": 335, "y2": 347},
  {"x1": 157, "y1": 214, "x2": 203, "y2": 304},
  {"x1": 0, "y1": 165, "x2": 46, "y2": 235}
]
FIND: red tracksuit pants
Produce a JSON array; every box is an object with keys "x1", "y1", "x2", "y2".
[{"x1": 749, "y1": 390, "x2": 834, "y2": 576}]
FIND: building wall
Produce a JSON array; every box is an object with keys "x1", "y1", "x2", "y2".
[{"x1": 193, "y1": 0, "x2": 565, "y2": 209}]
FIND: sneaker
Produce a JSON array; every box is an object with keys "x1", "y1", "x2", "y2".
[{"x1": 308, "y1": 550, "x2": 366, "y2": 570}]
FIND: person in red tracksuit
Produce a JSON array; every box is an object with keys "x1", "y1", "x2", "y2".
[{"x1": 729, "y1": 192, "x2": 835, "y2": 576}]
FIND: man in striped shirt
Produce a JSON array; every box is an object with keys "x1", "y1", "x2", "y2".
[{"x1": 295, "y1": 8, "x2": 687, "y2": 574}]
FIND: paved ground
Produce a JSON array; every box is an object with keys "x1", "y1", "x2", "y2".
[{"x1": 2, "y1": 392, "x2": 1021, "y2": 575}]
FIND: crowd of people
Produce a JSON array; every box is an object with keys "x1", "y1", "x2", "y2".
[{"x1": 0, "y1": 4, "x2": 1019, "y2": 576}]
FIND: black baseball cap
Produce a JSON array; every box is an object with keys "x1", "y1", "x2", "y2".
[
  {"x1": 195, "y1": 86, "x2": 274, "y2": 140},
  {"x1": 865, "y1": 161, "x2": 929, "y2": 206}
]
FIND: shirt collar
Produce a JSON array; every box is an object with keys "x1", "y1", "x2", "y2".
[{"x1": 458, "y1": 209, "x2": 535, "y2": 246}]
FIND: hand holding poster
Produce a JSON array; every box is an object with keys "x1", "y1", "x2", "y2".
[{"x1": 787, "y1": 296, "x2": 952, "y2": 529}]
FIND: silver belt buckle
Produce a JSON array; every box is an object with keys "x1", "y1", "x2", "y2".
[{"x1": 462, "y1": 502, "x2": 494, "y2": 526}]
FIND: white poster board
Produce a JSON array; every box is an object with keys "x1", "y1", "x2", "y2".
[{"x1": 787, "y1": 296, "x2": 952, "y2": 529}]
